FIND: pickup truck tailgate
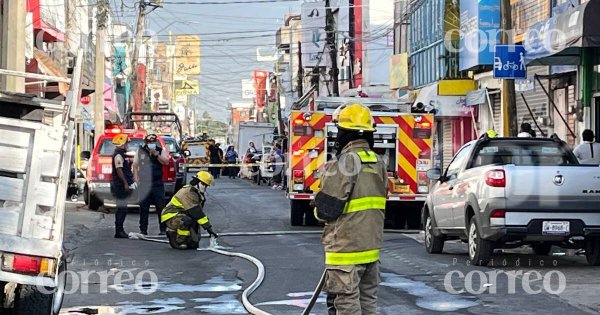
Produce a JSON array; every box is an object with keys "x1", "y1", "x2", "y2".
[
  {"x1": 0, "y1": 116, "x2": 65, "y2": 258},
  {"x1": 505, "y1": 165, "x2": 600, "y2": 211}
]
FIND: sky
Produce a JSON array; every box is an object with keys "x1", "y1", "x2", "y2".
[{"x1": 110, "y1": 0, "x2": 303, "y2": 122}]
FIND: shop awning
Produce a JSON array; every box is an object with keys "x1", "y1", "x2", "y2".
[
  {"x1": 414, "y1": 83, "x2": 472, "y2": 117},
  {"x1": 33, "y1": 48, "x2": 68, "y2": 95},
  {"x1": 27, "y1": 0, "x2": 66, "y2": 42},
  {"x1": 525, "y1": 0, "x2": 600, "y2": 66}
]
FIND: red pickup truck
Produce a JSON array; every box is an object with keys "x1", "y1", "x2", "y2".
[{"x1": 83, "y1": 126, "x2": 177, "y2": 210}]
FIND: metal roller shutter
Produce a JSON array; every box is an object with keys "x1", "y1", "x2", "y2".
[
  {"x1": 566, "y1": 85, "x2": 577, "y2": 145},
  {"x1": 442, "y1": 120, "x2": 453, "y2": 171},
  {"x1": 515, "y1": 66, "x2": 550, "y2": 137}
]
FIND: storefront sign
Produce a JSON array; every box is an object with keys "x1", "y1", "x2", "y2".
[
  {"x1": 415, "y1": 84, "x2": 472, "y2": 117},
  {"x1": 466, "y1": 89, "x2": 487, "y2": 106},
  {"x1": 242, "y1": 79, "x2": 256, "y2": 99},
  {"x1": 174, "y1": 80, "x2": 199, "y2": 96},
  {"x1": 389, "y1": 53, "x2": 408, "y2": 90},
  {"x1": 174, "y1": 35, "x2": 201, "y2": 75},
  {"x1": 511, "y1": 0, "x2": 551, "y2": 43}
]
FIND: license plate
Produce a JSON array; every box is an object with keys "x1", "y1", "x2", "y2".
[
  {"x1": 102, "y1": 164, "x2": 112, "y2": 174},
  {"x1": 542, "y1": 221, "x2": 570, "y2": 235},
  {"x1": 394, "y1": 184, "x2": 411, "y2": 194}
]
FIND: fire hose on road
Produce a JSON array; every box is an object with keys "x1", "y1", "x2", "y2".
[{"x1": 129, "y1": 230, "x2": 419, "y2": 315}]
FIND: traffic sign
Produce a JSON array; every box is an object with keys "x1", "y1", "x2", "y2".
[
  {"x1": 494, "y1": 45, "x2": 527, "y2": 79},
  {"x1": 81, "y1": 95, "x2": 91, "y2": 105}
]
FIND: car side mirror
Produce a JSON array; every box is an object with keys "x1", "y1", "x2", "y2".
[
  {"x1": 426, "y1": 168, "x2": 442, "y2": 181},
  {"x1": 183, "y1": 150, "x2": 191, "y2": 157}
]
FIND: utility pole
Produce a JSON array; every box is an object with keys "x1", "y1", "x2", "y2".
[
  {"x1": 500, "y1": 0, "x2": 517, "y2": 136},
  {"x1": 297, "y1": 41, "x2": 303, "y2": 98},
  {"x1": 128, "y1": 1, "x2": 148, "y2": 114},
  {"x1": 94, "y1": 0, "x2": 109, "y2": 144},
  {"x1": 325, "y1": 0, "x2": 339, "y2": 96},
  {"x1": 0, "y1": 0, "x2": 26, "y2": 92}
]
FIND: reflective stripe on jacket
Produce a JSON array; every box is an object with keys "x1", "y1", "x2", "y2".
[
  {"x1": 317, "y1": 139, "x2": 388, "y2": 266},
  {"x1": 161, "y1": 185, "x2": 211, "y2": 228}
]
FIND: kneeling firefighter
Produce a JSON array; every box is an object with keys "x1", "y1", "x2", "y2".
[
  {"x1": 314, "y1": 103, "x2": 388, "y2": 314},
  {"x1": 161, "y1": 171, "x2": 219, "y2": 250}
]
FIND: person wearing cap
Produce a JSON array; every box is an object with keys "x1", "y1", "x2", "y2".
[
  {"x1": 111, "y1": 134, "x2": 135, "y2": 239},
  {"x1": 134, "y1": 134, "x2": 170, "y2": 235},
  {"x1": 314, "y1": 103, "x2": 388, "y2": 314},
  {"x1": 160, "y1": 171, "x2": 219, "y2": 250}
]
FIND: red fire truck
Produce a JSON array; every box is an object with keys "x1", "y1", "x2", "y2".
[{"x1": 287, "y1": 97, "x2": 434, "y2": 228}]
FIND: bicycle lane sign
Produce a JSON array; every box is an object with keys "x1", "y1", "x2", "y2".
[{"x1": 493, "y1": 45, "x2": 527, "y2": 79}]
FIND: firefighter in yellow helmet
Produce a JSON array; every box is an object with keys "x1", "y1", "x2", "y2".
[
  {"x1": 160, "y1": 171, "x2": 218, "y2": 249},
  {"x1": 314, "y1": 103, "x2": 388, "y2": 314}
]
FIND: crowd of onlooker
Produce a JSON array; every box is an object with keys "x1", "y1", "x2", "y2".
[{"x1": 209, "y1": 141, "x2": 287, "y2": 190}]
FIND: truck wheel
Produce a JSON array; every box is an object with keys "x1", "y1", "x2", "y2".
[
  {"x1": 585, "y1": 237, "x2": 600, "y2": 266},
  {"x1": 468, "y1": 218, "x2": 493, "y2": 266},
  {"x1": 290, "y1": 200, "x2": 304, "y2": 226},
  {"x1": 424, "y1": 212, "x2": 444, "y2": 254},
  {"x1": 88, "y1": 193, "x2": 102, "y2": 211},
  {"x1": 304, "y1": 203, "x2": 318, "y2": 226},
  {"x1": 14, "y1": 256, "x2": 64, "y2": 315},
  {"x1": 83, "y1": 184, "x2": 90, "y2": 205},
  {"x1": 531, "y1": 243, "x2": 552, "y2": 256},
  {"x1": 51, "y1": 257, "x2": 67, "y2": 314}
]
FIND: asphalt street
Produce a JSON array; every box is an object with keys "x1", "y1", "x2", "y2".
[{"x1": 60, "y1": 178, "x2": 600, "y2": 315}]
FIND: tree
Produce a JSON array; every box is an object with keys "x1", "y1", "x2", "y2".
[{"x1": 202, "y1": 111, "x2": 212, "y2": 120}]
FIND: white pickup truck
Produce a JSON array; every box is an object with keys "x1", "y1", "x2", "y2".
[
  {"x1": 0, "y1": 52, "x2": 83, "y2": 314},
  {"x1": 424, "y1": 135, "x2": 600, "y2": 266}
]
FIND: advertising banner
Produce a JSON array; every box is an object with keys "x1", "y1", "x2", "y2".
[
  {"x1": 389, "y1": 53, "x2": 408, "y2": 90},
  {"x1": 175, "y1": 80, "x2": 200, "y2": 96},
  {"x1": 301, "y1": 1, "x2": 329, "y2": 67},
  {"x1": 459, "y1": 0, "x2": 501, "y2": 71},
  {"x1": 174, "y1": 35, "x2": 201, "y2": 75},
  {"x1": 253, "y1": 70, "x2": 269, "y2": 110},
  {"x1": 242, "y1": 79, "x2": 256, "y2": 99}
]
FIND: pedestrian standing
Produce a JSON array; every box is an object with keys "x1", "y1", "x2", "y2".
[
  {"x1": 134, "y1": 134, "x2": 170, "y2": 235},
  {"x1": 247, "y1": 141, "x2": 258, "y2": 154},
  {"x1": 216, "y1": 143, "x2": 224, "y2": 177},
  {"x1": 314, "y1": 103, "x2": 388, "y2": 314},
  {"x1": 518, "y1": 122, "x2": 535, "y2": 137},
  {"x1": 225, "y1": 145, "x2": 239, "y2": 178},
  {"x1": 208, "y1": 140, "x2": 221, "y2": 179},
  {"x1": 574, "y1": 129, "x2": 600, "y2": 165},
  {"x1": 110, "y1": 134, "x2": 135, "y2": 239},
  {"x1": 271, "y1": 143, "x2": 284, "y2": 190}
]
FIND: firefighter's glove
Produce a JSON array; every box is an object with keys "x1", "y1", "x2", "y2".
[{"x1": 207, "y1": 227, "x2": 219, "y2": 239}]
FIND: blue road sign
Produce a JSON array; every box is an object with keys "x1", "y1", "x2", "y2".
[{"x1": 493, "y1": 45, "x2": 527, "y2": 79}]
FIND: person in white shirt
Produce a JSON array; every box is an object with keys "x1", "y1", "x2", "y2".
[
  {"x1": 573, "y1": 129, "x2": 600, "y2": 165},
  {"x1": 517, "y1": 122, "x2": 535, "y2": 137}
]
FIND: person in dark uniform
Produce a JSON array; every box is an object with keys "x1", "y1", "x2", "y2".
[
  {"x1": 134, "y1": 134, "x2": 170, "y2": 235},
  {"x1": 208, "y1": 140, "x2": 221, "y2": 179},
  {"x1": 111, "y1": 134, "x2": 135, "y2": 239}
]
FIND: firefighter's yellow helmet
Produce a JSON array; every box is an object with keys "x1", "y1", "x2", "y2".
[
  {"x1": 112, "y1": 134, "x2": 128, "y2": 146},
  {"x1": 195, "y1": 171, "x2": 214, "y2": 186},
  {"x1": 486, "y1": 130, "x2": 497, "y2": 138},
  {"x1": 333, "y1": 103, "x2": 376, "y2": 132}
]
